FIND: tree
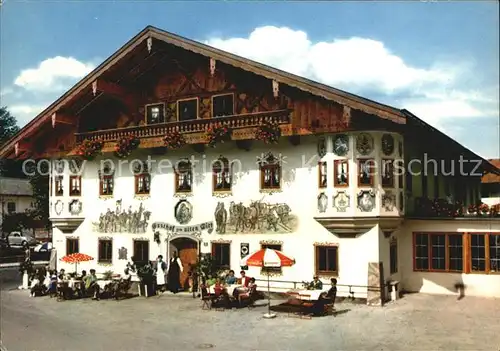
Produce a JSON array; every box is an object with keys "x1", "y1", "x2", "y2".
[
  {"x1": 26, "y1": 162, "x2": 50, "y2": 230},
  {"x1": 0, "y1": 106, "x2": 19, "y2": 146},
  {"x1": 0, "y1": 106, "x2": 25, "y2": 178}
]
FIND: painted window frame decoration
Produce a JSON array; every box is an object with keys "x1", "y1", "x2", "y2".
[
  {"x1": 358, "y1": 159, "x2": 375, "y2": 187},
  {"x1": 212, "y1": 156, "x2": 232, "y2": 192},
  {"x1": 318, "y1": 161, "x2": 327, "y2": 188},
  {"x1": 212, "y1": 242, "x2": 231, "y2": 269},
  {"x1": 211, "y1": 93, "x2": 235, "y2": 117},
  {"x1": 381, "y1": 159, "x2": 395, "y2": 188},
  {"x1": 66, "y1": 238, "x2": 79, "y2": 255},
  {"x1": 175, "y1": 159, "x2": 193, "y2": 193},
  {"x1": 334, "y1": 160, "x2": 349, "y2": 187},
  {"x1": 133, "y1": 161, "x2": 151, "y2": 195},
  {"x1": 315, "y1": 244, "x2": 339, "y2": 277},
  {"x1": 98, "y1": 164, "x2": 114, "y2": 196},
  {"x1": 98, "y1": 238, "x2": 113, "y2": 263},
  {"x1": 69, "y1": 175, "x2": 82, "y2": 196},
  {"x1": 259, "y1": 152, "x2": 282, "y2": 190},
  {"x1": 145, "y1": 103, "x2": 166, "y2": 125},
  {"x1": 177, "y1": 97, "x2": 199, "y2": 122}
]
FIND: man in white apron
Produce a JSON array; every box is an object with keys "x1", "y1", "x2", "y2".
[{"x1": 155, "y1": 255, "x2": 167, "y2": 294}]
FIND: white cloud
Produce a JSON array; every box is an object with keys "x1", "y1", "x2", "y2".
[
  {"x1": 9, "y1": 104, "x2": 48, "y2": 125},
  {"x1": 0, "y1": 87, "x2": 13, "y2": 97},
  {"x1": 205, "y1": 26, "x2": 498, "y2": 124},
  {"x1": 14, "y1": 56, "x2": 95, "y2": 92}
]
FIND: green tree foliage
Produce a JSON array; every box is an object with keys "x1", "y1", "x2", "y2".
[
  {"x1": 1, "y1": 212, "x2": 35, "y2": 233},
  {"x1": 25, "y1": 161, "x2": 50, "y2": 230},
  {"x1": 0, "y1": 106, "x2": 19, "y2": 146}
]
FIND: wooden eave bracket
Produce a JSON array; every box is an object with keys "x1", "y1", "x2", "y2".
[
  {"x1": 92, "y1": 79, "x2": 131, "y2": 98},
  {"x1": 52, "y1": 112, "x2": 75, "y2": 128},
  {"x1": 147, "y1": 37, "x2": 153, "y2": 53},
  {"x1": 14, "y1": 141, "x2": 31, "y2": 157}
]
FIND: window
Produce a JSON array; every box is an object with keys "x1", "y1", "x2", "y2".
[
  {"x1": 212, "y1": 243, "x2": 230, "y2": 269},
  {"x1": 381, "y1": 159, "x2": 394, "y2": 188},
  {"x1": 66, "y1": 238, "x2": 79, "y2": 255},
  {"x1": 7, "y1": 202, "x2": 16, "y2": 214},
  {"x1": 212, "y1": 94, "x2": 234, "y2": 117},
  {"x1": 133, "y1": 240, "x2": 149, "y2": 264},
  {"x1": 334, "y1": 160, "x2": 349, "y2": 187},
  {"x1": 259, "y1": 153, "x2": 281, "y2": 190},
  {"x1": 133, "y1": 161, "x2": 150, "y2": 195},
  {"x1": 175, "y1": 160, "x2": 193, "y2": 193},
  {"x1": 413, "y1": 233, "x2": 463, "y2": 272},
  {"x1": 358, "y1": 159, "x2": 375, "y2": 187},
  {"x1": 98, "y1": 239, "x2": 113, "y2": 263},
  {"x1": 213, "y1": 157, "x2": 231, "y2": 192},
  {"x1": 261, "y1": 244, "x2": 282, "y2": 274},
  {"x1": 315, "y1": 245, "x2": 338, "y2": 276},
  {"x1": 470, "y1": 233, "x2": 500, "y2": 273},
  {"x1": 146, "y1": 103, "x2": 165, "y2": 124},
  {"x1": 55, "y1": 176, "x2": 64, "y2": 196},
  {"x1": 318, "y1": 162, "x2": 327, "y2": 188},
  {"x1": 177, "y1": 98, "x2": 198, "y2": 121},
  {"x1": 390, "y1": 239, "x2": 398, "y2": 274},
  {"x1": 98, "y1": 165, "x2": 114, "y2": 196},
  {"x1": 69, "y1": 176, "x2": 82, "y2": 196}
]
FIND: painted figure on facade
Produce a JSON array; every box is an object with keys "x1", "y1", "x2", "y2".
[
  {"x1": 174, "y1": 200, "x2": 193, "y2": 225},
  {"x1": 214, "y1": 202, "x2": 227, "y2": 234},
  {"x1": 318, "y1": 193, "x2": 328, "y2": 213},
  {"x1": 217, "y1": 200, "x2": 298, "y2": 233},
  {"x1": 358, "y1": 191, "x2": 376, "y2": 212},
  {"x1": 93, "y1": 201, "x2": 151, "y2": 233}
]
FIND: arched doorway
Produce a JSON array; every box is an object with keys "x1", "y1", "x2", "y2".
[{"x1": 169, "y1": 237, "x2": 199, "y2": 291}]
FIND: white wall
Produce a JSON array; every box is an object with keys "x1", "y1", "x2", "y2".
[
  {"x1": 51, "y1": 131, "x2": 403, "y2": 296},
  {"x1": 0, "y1": 196, "x2": 34, "y2": 228},
  {"x1": 398, "y1": 219, "x2": 500, "y2": 297}
]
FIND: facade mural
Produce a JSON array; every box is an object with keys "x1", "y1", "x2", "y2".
[
  {"x1": 318, "y1": 193, "x2": 328, "y2": 213},
  {"x1": 333, "y1": 191, "x2": 350, "y2": 212},
  {"x1": 333, "y1": 134, "x2": 349, "y2": 156},
  {"x1": 69, "y1": 199, "x2": 82, "y2": 215},
  {"x1": 356, "y1": 133, "x2": 374, "y2": 155},
  {"x1": 174, "y1": 199, "x2": 193, "y2": 224},
  {"x1": 55, "y1": 200, "x2": 63, "y2": 215},
  {"x1": 92, "y1": 200, "x2": 151, "y2": 233},
  {"x1": 358, "y1": 190, "x2": 376, "y2": 212},
  {"x1": 240, "y1": 243, "x2": 249, "y2": 258},
  {"x1": 382, "y1": 192, "x2": 396, "y2": 211},
  {"x1": 118, "y1": 247, "x2": 128, "y2": 260},
  {"x1": 214, "y1": 200, "x2": 298, "y2": 234}
]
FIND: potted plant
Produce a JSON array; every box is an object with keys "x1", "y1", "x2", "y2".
[
  {"x1": 164, "y1": 130, "x2": 186, "y2": 150},
  {"x1": 206, "y1": 125, "x2": 232, "y2": 148},
  {"x1": 255, "y1": 120, "x2": 281, "y2": 144},
  {"x1": 478, "y1": 203, "x2": 489, "y2": 216},
  {"x1": 74, "y1": 139, "x2": 104, "y2": 160},
  {"x1": 136, "y1": 262, "x2": 155, "y2": 297},
  {"x1": 114, "y1": 135, "x2": 140, "y2": 158}
]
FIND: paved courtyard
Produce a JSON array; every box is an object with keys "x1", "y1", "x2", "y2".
[{"x1": 1, "y1": 277, "x2": 499, "y2": 350}]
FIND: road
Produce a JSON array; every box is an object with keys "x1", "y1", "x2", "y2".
[{"x1": 1, "y1": 272, "x2": 499, "y2": 351}]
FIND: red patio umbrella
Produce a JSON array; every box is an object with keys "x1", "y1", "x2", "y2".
[
  {"x1": 241, "y1": 248, "x2": 295, "y2": 318},
  {"x1": 60, "y1": 253, "x2": 94, "y2": 273}
]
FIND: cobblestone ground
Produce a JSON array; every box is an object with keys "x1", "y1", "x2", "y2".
[{"x1": 1, "y1": 288, "x2": 499, "y2": 351}]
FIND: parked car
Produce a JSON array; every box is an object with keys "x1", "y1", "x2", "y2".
[{"x1": 7, "y1": 232, "x2": 38, "y2": 247}]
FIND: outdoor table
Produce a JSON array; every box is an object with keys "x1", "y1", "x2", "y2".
[
  {"x1": 208, "y1": 284, "x2": 242, "y2": 296},
  {"x1": 287, "y1": 289, "x2": 323, "y2": 301}
]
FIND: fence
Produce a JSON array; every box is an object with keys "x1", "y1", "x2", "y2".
[{"x1": 253, "y1": 278, "x2": 382, "y2": 300}]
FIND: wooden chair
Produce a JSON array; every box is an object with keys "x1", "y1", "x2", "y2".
[
  {"x1": 238, "y1": 285, "x2": 258, "y2": 309},
  {"x1": 286, "y1": 292, "x2": 303, "y2": 318},
  {"x1": 299, "y1": 294, "x2": 314, "y2": 319},
  {"x1": 200, "y1": 286, "x2": 214, "y2": 310}
]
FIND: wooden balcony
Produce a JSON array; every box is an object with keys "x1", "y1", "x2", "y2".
[{"x1": 75, "y1": 109, "x2": 292, "y2": 143}]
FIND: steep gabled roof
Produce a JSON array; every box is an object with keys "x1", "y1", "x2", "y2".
[
  {"x1": 482, "y1": 159, "x2": 500, "y2": 183},
  {"x1": 0, "y1": 25, "x2": 405, "y2": 159}
]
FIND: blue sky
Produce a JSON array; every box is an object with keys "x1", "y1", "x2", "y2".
[{"x1": 1, "y1": 1, "x2": 498, "y2": 158}]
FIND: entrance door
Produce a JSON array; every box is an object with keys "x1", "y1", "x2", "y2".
[{"x1": 170, "y1": 238, "x2": 198, "y2": 291}]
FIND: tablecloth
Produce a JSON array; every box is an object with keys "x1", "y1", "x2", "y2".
[{"x1": 287, "y1": 289, "x2": 323, "y2": 301}]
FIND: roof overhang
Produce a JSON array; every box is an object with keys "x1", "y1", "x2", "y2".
[
  {"x1": 50, "y1": 218, "x2": 85, "y2": 234},
  {"x1": 314, "y1": 216, "x2": 403, "y2": 238}
]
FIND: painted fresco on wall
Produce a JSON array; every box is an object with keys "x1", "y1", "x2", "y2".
[
  {"x1": 214, "y1": 200, "x2": 298, "y2": 234},
  {"x1": 92, "y1": 200, "x2": 151, "y2": 233}
]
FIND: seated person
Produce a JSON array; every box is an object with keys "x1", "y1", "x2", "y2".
[
  {"x1": 237, "y1": 270, "x2": 251, "y2": 287},
  {"x1": 238, "y1": 278, "x2": 257, "y2": 304},
  {"x1": 206, "y1": 275, "x2": 217, "y2": 287},
  {"x1": 225, "y1": 270, "x2": 237, "y2": 285},
  {"x1": 308, "y1": 278, "x2": 337, "y2": 316},
  {"x1": 83, "y1": 269, "x2": 100, "y2": 300},
  {"x1": 30, "y1": 275, "x2": 43, "y2": 297},
  {"x1": 48, "y1": 270, "x2": 58, "y2": 296},
  {"x1": 213, "y1": 278, "x2": 225, "y2": 297},
  {"x1": 58, "y1": 269, "x2": 66, "y2": 281},
  {"x1": 309, "y1": 276, "x2": 323, "y2": 290}
]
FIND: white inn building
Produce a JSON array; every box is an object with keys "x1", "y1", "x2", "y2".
[{"x1": 2, "y1": 26, "x2": 499, "y2": 304}]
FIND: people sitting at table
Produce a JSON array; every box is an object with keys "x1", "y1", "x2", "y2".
[
  {"x1": 83, "y1": 269, "x2": 100, "y2": 300},
  {"x1": 30, "y1": 272, "x2": 44, "y2": 297},
  {"x1": 307, "y1": 278, "x2": 337, "y2": 316},
  {"x1": 238, "y1": 278, "x2": 257, "y2": 305},
  {"x1": 225, "y1": 270, "x2": 237, "y2": 285},
  {"x1": 309, "y1": 276, "x2": 323, "y2": 290},
  {"x1": 213, "y1": 278, "x2": 225, "y2": 297},
  {"x1": 237, "y1": 270, "x2": 251, "y2": 287},
  {"x1": 48, "y1": 270, "x2": 58, "y2": 297},
  {"x1": 58, "y1": 269, "x2": 66, "y2": 280},
  {"x1": 206, "y1": 275, "x2": 217, "y2": 287}
]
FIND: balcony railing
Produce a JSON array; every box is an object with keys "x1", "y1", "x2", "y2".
[
  {"x1": 75, "y1": 109, "x2": 292, "y2": 143},
  {"x1": 407, "y1": 197, "x2": 500, "y2": 218}
]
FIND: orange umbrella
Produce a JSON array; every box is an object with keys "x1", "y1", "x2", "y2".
[{"x1": 60, "y1": 253, "x2": 94, "y2": 273}]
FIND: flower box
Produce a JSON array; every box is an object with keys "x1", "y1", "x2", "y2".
[
  {"x1": 164, "y1": 131, "x2": 186, "y2": 150},
  {"x1": 74, "y1": 139, "x2": 104, "y2": 160},
  {"x1": 206, "y1": 125, "x2": 232, "y2": 148},
  {"x1": 255, "y1": 121, "x2": 281, "y2": 144},
  {"x1": 114, "y1": 135, "x2": 140, "y2": 158}
]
